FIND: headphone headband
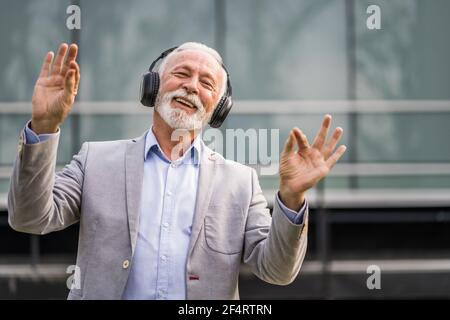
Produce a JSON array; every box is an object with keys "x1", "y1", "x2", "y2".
[{"x1": 148, "y1": 46, "x2": 178, "y2": 71}]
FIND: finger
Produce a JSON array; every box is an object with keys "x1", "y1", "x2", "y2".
[
  {"x1": 283, "y1": 130, "x2": 296, "y2": 154},
  {"x1": 70, "y1": 61, "x2": 80, "y2": 94},
  {"x1": 74, "y1": 64, "x2": 80, "y2": 94},
  {"x1": 323, "y1": 127, "x2": 343, "y2": 159},
  {"x1": 64, "y1": 69, "x2": 76, "y2": 102},
  {"x1": 325, "y1": 145, "x2": 347, "y2": 169},
  {"x1": 312, "y1": 114, "x2": 332, "y2": 149},
  {"x1": 39, "y1": 51, "x2": 54, "y2": 78},
  {"x1": 60, "y1": 43, "x2": 78, "y2": 76},
  {"x1": 50, "y1": 43, "x2": 68, "y2": 76},
  {"x1": 293, "y1": 128, "x2": 310, "y2": 152}
]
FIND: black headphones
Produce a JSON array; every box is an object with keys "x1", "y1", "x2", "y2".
[{"x1": 140, "y1": 46, "x2": 233, "y2": 128}]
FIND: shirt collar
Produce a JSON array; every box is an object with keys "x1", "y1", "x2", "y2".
[{"x1": 144, "y1": 127, "x2": 201, "y2": 166}]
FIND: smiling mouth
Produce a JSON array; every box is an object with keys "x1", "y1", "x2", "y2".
[{"x1": 173, "y1": 97, "x2": 197, "y2": 110}]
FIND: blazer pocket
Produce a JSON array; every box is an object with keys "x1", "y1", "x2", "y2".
[{"x1": 204, "y1": 205, "x2": 245, "y2": 255}]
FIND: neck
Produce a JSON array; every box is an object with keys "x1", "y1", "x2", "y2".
[{"x1": 152, "y1": 111, "x2": 200, "y2": 161}]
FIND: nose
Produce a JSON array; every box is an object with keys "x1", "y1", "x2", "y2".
[{"x1": 182, "y1": 76, "x2": 200, "y2": 95}]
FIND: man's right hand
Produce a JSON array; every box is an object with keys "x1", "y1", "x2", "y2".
[{"x1": 31, "y1": 43, "x2": 80, "y2": 134}]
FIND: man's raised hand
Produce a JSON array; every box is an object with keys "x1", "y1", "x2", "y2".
[
  {"x1": 278, "y1": 115, "x2": 347, "y2": 211},
  {"x1": 31, "y1": 43, "x2": 80, "y2": 134}
]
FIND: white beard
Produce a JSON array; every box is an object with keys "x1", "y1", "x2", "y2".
[{"x1": 154, "y1": 88, "x2": 212, "y2": 130}]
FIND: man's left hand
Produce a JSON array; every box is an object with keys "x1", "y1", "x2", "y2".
[{"x1": 278, "y1": 114, "x2": 347, "y2": 211}]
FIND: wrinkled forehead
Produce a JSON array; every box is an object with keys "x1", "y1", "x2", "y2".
[{"x1": 163, "y1": 49, "x2": 224, "y2": 79}]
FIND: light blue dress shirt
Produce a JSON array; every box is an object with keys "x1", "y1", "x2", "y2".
[
  {"x1": 23, "y1": 122, "x2": 307, "y2": 299},
  {"x1": 122, "y1": 128, "x2": 201, "y2": 299}
]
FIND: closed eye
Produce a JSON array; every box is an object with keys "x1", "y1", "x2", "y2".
[
  {"x1": 201, "y1": 80, "x2": 215, "y2": 91},
  {"x1": 174, "y1": 71, "x2": 189, "y2": 78}
]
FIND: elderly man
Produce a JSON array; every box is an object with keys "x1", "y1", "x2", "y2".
[{"x1": 8, "y1": 42, "x2": 346, "y2": 300}]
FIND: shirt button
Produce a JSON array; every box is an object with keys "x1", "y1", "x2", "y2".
[
  {"x1": 171, "y1": 163, "x2": 177, "y2": 168},
  {"x1": 122, "y1": 259, "x2": 130, "y2": 269},
  {"x1": 167, "y1": 191, "x2": 172, "y2": 196},
  {"x1": 163, "y1": 222, "x2": 169, "y2": 228},
  {"x1": 161, "y1": 255, "x2": 167, "y2": 261}
]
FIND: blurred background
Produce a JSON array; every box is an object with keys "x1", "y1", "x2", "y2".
[{"x1": 1, "y1": 0, "x2": 450, "y2": 299}]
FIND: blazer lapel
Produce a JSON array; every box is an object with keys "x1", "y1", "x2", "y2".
[
  {"x1": 125, "y1": 132, "x2": 146, "y2": 256},
  {"x1": 188, "y1": 142, "x2": 219, "y2": 257}
]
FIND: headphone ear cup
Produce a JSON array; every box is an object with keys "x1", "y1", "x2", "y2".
[
  {"x1": 209, "y1": 96, "x2": 233, "y2": 128},
  {"x1": 140, "y1": 72, "x2": 160, "y2": 107}
]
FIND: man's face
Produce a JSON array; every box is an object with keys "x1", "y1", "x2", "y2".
[{"x1": 155, "y1": 50, "x2": 225, "y2": 130}]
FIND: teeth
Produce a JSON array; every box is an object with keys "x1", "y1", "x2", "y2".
[{"x1": 175, "y1": 97, "x2": 195, "y2": 109}]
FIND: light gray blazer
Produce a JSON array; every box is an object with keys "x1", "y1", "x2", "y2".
[{"x1": 8, "y1": 130, "x2": 308, "y2": 300}]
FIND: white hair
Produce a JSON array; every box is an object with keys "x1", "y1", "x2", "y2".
[{"x1": 157, "y1": 42, "x2": 228, "y2": 99}]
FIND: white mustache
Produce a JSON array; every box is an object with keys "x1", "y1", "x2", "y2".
[{"x1": 165, "y1": 89, "x2": 205, "y2": 112}]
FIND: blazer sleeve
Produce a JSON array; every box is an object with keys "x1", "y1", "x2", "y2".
[
  {"x1": 8, "y1": 130, "x2": 88, "y2": 235},
  {"x1": 242, "y1": 168, "x2": 308, "y2": 285}
]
